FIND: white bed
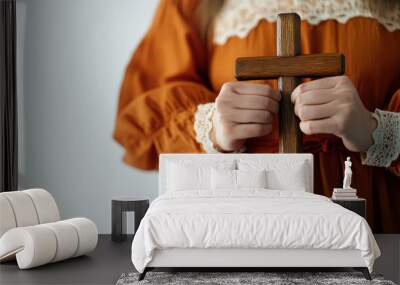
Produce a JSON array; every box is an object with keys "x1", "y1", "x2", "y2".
[{"x1": 131, "y1": 154, "x2": 380, "y2": 280}]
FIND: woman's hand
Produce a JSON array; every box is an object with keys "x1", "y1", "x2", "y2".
[
  {"x1": 291, "y1": 75, "x2": 377, "y2": 152},
  {"x1": 211, "y1": 82, "x2": 280, "y2": 152}
]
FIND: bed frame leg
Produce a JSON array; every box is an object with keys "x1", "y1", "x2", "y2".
[
  {"x1": 138, "y1": 268, "x2": 148, "y2": 281},
  {"x1": 354, "y1": 267, "x2": 371, "y2": 280}
]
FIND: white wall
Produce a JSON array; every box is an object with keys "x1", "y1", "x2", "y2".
[{"x1": 16, "y1": 0, "x2": 159, "y2": 233}]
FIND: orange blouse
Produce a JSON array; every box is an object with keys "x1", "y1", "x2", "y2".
[{"x1": 114, "y1": 0, "x2": 400, "y2": 233}]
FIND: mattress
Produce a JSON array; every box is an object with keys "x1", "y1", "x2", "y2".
[{"x1": 131, "y1": 189, "x2": 380, "y2": 273}]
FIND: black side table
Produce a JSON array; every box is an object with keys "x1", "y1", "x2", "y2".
[
  {"x1": 111, "y1": 197, "x2": 149, "y2": 242},
  {"x1": 331, "y1": 198, "x2": 366, "y2": 218}
]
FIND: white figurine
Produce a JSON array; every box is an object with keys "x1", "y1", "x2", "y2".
[
  {"x1": 342, "y1": 157, "x2": 353, "y2": 189},
  {"x1": 332, "y1": 157, "x2": 358, "y2": 199}
]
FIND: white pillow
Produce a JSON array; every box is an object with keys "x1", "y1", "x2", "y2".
[
  {"x1": 238, "y1": 159, "x2": 309, "y2": 191},
  {"x1": 167, "y1": 160, "x2": 235, "y2": 191},
  {"x1": 237, "y1": 169, "x2": 267, "y2": 188},
  {"x1": 211, "y1": 168, "x2": 236, "y2": 190},
  {"x1": 211, "y1": 169, "x2": 267, "y2": 190},
  {"x1": 266, "y1": 161, "x2": 308, "y2": 191}
]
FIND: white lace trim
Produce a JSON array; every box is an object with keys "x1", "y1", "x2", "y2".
[
  {"x1": 362, "y1": 109, "x2": 400, "y2": 167},
  {"x1": 194, "y1": 103, "x2": 221, "y2": 153},
  {"x1": 213, "y1": 0, "x2": 400, "y2": 45},
  {"x1": 194, "y1": 103, "x2": 246, "y2": 153}
]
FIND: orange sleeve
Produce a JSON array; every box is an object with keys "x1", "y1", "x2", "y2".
[
  {"x1": 113, "y1": 0, "x2": 216, "y2": 170},
  {"x1": 386, "y1": 89, "x2": 400, "y2": 176}
]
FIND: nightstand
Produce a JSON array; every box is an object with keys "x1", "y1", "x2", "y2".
[
  {"x1": 111, "y1": 197, "x2": 149, "y2": 242},
  {"x1": 331, "y1": 198, "x2": 366, "y2": 218}
]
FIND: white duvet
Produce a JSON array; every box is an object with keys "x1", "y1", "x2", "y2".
[{"x1": 131, "y1": 190, "x2": 380, "y2": 273}]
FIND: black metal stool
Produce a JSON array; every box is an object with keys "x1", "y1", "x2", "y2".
[{"x1": 111, "y1": 197, "x2": 149, "y2": 242}]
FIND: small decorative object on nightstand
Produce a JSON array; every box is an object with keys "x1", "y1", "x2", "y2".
[
  {"x1": 332, "y1": 157, "x2": 358, "y2": 200},
  {"x1": 331, "y1": 198, "x2": 366, "y2": 218},
  {"x1": 332, "y1": 157, "x2": 366, "y2": 218},
  {"x1": 111, "y1": 197, "x2": 149, "y2": 242}
]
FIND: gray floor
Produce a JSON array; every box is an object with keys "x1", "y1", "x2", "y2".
[
  {"x1": 1, "y1": 235, "x2": 399, "y2": 285},
  {"x1": 0, "y1": 235, "x2": 134, "y2": 285},
  {"x1": 374, "y1": 234, "x2": 400, "y2": 284}
]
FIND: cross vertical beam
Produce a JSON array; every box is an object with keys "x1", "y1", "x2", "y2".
[{"x1": 277, "y1": 13, "x2": 302, "y2": 153}]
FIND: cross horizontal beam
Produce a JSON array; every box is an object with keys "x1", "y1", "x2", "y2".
[{"x1": 235, "y1": 53, "x2": 345, "y2": 81}]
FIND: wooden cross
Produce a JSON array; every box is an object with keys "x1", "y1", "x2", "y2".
[{"x1": 235, "y1": 13, "x2": 345, "y2": 153}]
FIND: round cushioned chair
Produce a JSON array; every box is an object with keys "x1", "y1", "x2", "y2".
[{"x1": 0, "y1": 189, "x2": 97, "y2": 269}]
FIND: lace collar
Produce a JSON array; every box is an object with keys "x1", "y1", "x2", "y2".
[{"x1": 213, "y1": 0, "x2": 400, "y2": 45}]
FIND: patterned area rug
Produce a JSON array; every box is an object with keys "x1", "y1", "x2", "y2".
[{"x1": 116, "y1": 272, "x2": 396, "y2": 285}]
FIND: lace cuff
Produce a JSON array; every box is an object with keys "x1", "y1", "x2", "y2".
[
  {"x1": 362, "y1": 109, "x2": 400, "y2": 167},
  {"x1": 194, "y1": 103, "x2": 245, "y2": 153}
]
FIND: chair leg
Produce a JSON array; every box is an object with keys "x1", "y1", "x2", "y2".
[
  {"x1": 354, "y1": 267, "x2": 371, "y2": 280},
  {"x1": 138, "y1": 268, "x2": 147, "y2": 281}
]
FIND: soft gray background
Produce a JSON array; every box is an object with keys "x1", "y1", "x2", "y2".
[
  {"x1": 16, "y1": 0, "x2": 159, "y2": 234},
  {"x1": 15, "y1": 0, "x2": 399, "y2": 283}
]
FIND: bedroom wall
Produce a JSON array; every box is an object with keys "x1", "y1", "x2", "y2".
[
  {"x1": 16, "y1": 0, "x2": 159, "y2": 234},
  {"x1": 15, "y1": 1, "x2": 400, "y2": 283}
]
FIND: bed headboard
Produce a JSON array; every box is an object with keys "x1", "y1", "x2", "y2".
[{"x1": 159, "y1": 153, "x2": 314, "y2": 195}]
